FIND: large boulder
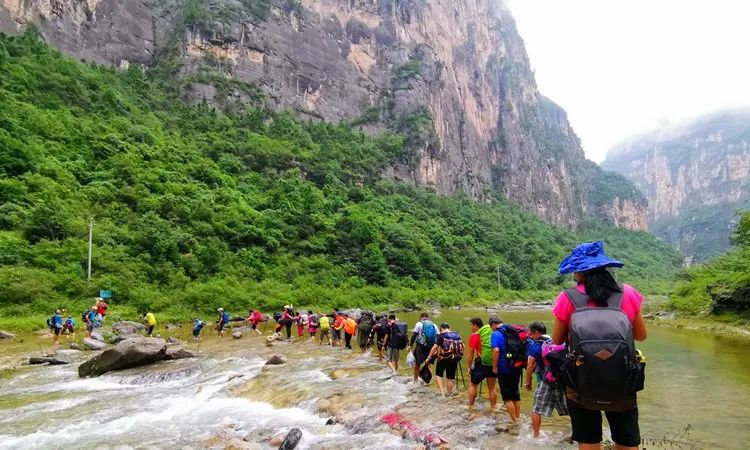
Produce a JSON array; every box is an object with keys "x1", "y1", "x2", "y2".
[
  {"x1": 164, "y1": 347, "x2": 195, "y2": 361},
  {"x1": 82, "y1": 338, "x2": 106, "y2": 350},
  {"x1": 0, "y1": 330, "x2": 16, "y2": 339},
  {"x1": 265, "y1": 354, "x2": 287, "y2": 366},
  {"x1": 78, "y1": 337, "x2": 167, "y2": 377},
  {"x1": 111, "y1": 321, "x2": 146, "y2": 335}
]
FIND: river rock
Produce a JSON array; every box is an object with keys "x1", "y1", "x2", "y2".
[
  {"x1": 164, "y1": 347, "x2": 195, "y2": 361},
  {"x1": 269, "y1": 432, "x2": 286, "y2": 447},
  {"x1": 69, "y1": 342, "x2": 81, "y2": 350},
  {"x1": 166, "y1": 336, "x2": 180, "y2": 345},
  {"x1": 265, "y1": 354, "x2": 287, "y2": 365},
  {"x1": 232, "y1": 331, "x2": 243, "y2": 339},
  {"x1": 29, "y1": 357, "x2": 69, "y2": 365},
  {"x1": 56, "y1": 349, "x2": 81, "y2": 357},
  {"x1": 112, "y1": 321, "x2": 146, "y2": 335},
  {"x1": 279, "y1": 428, "x2": 302, "y2": 450},
  {"x1": 0, "y1": 330, "x2": 16, "y2": 339},
  {"x1": 90, "y1": 331, "x2": 105, "y2": 342},
  {"x1": 83, "y1": 338, "x2": 106, "y2": 350},
  {"x1": 78, "y1": 337, "x2": 167, "y2": 377},
  {"x1": 164, "y1": 323, "x2": 181, "y2": 330}
]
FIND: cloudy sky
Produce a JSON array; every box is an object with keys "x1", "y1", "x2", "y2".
[{"x1": 505, "y1": 0, "x2": 750, "y2": 163}]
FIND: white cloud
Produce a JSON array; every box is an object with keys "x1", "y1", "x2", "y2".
[{"x1": 505, "y1": 0, "x2": 750, "y2": 162}]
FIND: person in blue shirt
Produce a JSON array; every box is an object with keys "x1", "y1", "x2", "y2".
[
  {"x1": 491, "y1": 318, "x2": 523, "y2": 424},
  {"x1": 85, "y1": 307, "x2": 97, "y2": 338},
  {"x1": 51, "y1": 309, "x2": 63, "y2": 344},
  {"x1": 192, "y1": 318, "x2": 204, "y2": 340}
]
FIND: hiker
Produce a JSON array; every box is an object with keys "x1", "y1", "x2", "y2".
[
  {"x1": 381, "y1": 314, "x2": 407, "y2": 373},
  {"x1": 217, "y1": 308, "x2": 229, "y2": 337},
  {"x1": 307, "y1": 310, "x2": 318, "y2": 340},
  {"x1": 525, "y1": 321, "x2": 569, "y2": 438},
  {"x1": 426, "y1": 322, "x2": 463, "y2": 396},
  {"x1": 143, "y1": 311, "x2": 157, "y2": 337},
  {"x1": 467, "y1": 317, "x2": 500, "y2": 412},
  {"x1": 247, "y1": 310, "x2": 263, "y2": 335},
  {"x1": 552, "y1": 241, "x2": 648, "y2": 450},
  {"x1": 84, "y1": 307, "x2": 97, "y2": 338},
  {"x1": 281, "y1": 306, "x2": 293, "y2": 339},
  {"x1": 332, "y1": 310, "x2": 344, "y2": 346},
  {"x1": 64, "y1": 315, "x2": 76, "y2": 338},
  {"x1": 343, "y1": 313, "x2": 357, "y2": 350},
  {"x1": 94, "y1": 297, "x2": 108, "y2": 324},
  {"x1": 357, "y1": 311, "x2": 375, "y2": 352},
  {"x1": 50, "y1": 309, "x2": 63, "y2": 344},
  {"x1": 408, "y1": 313, "x2": 437, "y2": 384},
  {"x1": 492, "y1": 318, "x2": 528, "y2": 423},
  {"x1": 192, "y1": 317, "x2": 204, "y2": 340},
  {"x1": 318, "y1": 312, "x2": 332, "y2": 345},
  {"x1": 295, "y1": 311, "x2": 305, "y2": 338},
  {"x1": 370, "y1": 315, "x2": 389, "y2": 362}
]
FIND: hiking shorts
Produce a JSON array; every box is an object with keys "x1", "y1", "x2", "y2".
[
  {"x1": 568, "y1": 400, "x2": 640, "y2": 447},
  {"x1": 435, "y1": 359, "x2": 458, "y2": 380},
  {"x1": 319, "y1": 329, "x2": 330, "y2": 340},
  {"x1": 386, "y1": 346, "x2": 400, "y2": 362},
  {"x1": 332, "y1": 329, "x2": 341, "y2": 340},
  {"x1": 533, "y1": 381, "x2": 569, "y2": 417},
  {"x1": 53, "y1": 327, "x2": 62, "y2": 336},
  {"x1": 499, "y1": 370, "x2": 522, "y2": 401},
  {"x1": 217, "y1": 322, "x2": 225, "y2": 332},
  {"x1": 470, "y1": 364, "x2": 496, "y2": 385}
]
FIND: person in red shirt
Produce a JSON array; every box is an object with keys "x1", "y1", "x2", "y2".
[
  {"x1": 247, "y1": 310, "x2": 263, "y2": 335},
  {"x1": 94, "y1": 298, "x2": 108, "y2": 324},
  {"x1": 465, "y1": 317, "x2": 484, "y2": 411},
  {"x1": 332, "y1": 310, "x2": 344, "y2": 346}
]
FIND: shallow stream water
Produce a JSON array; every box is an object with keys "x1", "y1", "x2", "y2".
[{"x1": 0, "y1": 309, "x2": 748, "y2": 449}]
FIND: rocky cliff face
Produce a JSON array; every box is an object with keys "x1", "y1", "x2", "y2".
[
  {"x1": 1, "y1": 0, "x2": 648, "y2": 230},
  {"x1": 603, "y1": 110, "x2": 750, "y2": 260}
]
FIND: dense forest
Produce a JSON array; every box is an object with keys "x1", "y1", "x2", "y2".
[
  {"x1": 669, "y1": 211, "x2": 750, "y2": 316},
  {"x1": 0, "y1": 31, "x2": 682, "y2": 329}
]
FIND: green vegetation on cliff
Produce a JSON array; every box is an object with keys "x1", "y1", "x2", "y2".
[
  {"x1": 669, "y1": 211, "x2": 750, "y2": 315},
  {"x1": 0, "y1": 31, "x2": 681, "y2": 330}
]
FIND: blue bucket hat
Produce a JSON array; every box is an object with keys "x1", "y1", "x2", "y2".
[{"x1": 558, "y1": 241, "x2": 623, "y2": 274}]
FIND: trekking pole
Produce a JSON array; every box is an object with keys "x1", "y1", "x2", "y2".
[{"x1": 458, "y1": 360, "x2": 467, "y2": 390}]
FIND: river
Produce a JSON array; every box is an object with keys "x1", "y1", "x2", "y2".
[{"x1": 0, "y1": 309, "x2": 748, "y2": 449}]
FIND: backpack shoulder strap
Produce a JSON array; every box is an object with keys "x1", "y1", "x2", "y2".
[
  {"x1": 606, "y1": 285, "x2": 625, "y2": 309},
  {"x1": 564, "y1": 288, "x2": 590, "y2": 310}
]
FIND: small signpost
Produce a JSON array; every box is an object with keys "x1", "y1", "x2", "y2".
[{"x1": 99, "y1": 290, "x2": 112, "y2": 299}]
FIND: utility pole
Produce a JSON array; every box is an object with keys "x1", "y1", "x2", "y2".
[
  {"x1": 87, "y1": 218, "x2": 93, "y2": 281},
  {"x1": 496, "y1": 264, "x2": 501, "y2": 289}
]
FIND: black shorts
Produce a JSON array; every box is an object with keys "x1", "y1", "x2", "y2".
[
  {"x1": 53, "y1": 327, "x2": 62, "y2": 336},
  {"x1": 568, "y1": 400, "x2": 640, "y2": 447},
  {"x1": 217, "y1": 322, "x2": 225, "y2": 332},
  {"x1": 470, "y1": 364, "x2": 497, "y2": 385},
  {"x1": 499, "y1": 370, "x2": 522, "y2": 401},
  {"x1": 436, "y1": 359, "x2": 458, "y2": 380}
]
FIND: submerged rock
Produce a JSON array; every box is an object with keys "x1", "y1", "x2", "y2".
[
  {"x1": 232, "y1": 331, "x2": 243, "y2": 339},
  {"x1": 264, "y1": 354, "x2": 287, "y2": 365},
  {"x1": 279, "y1": 428, "x2": 302, "y2": 450},
  {"x1": 29, "y1": 357, "x2": 69, "y2": 365},
  {"x1": 82, "y1": 338, "x2": 106, "y2": 351},
  {"x1": 0, "y1": 330, "x2": 16, "y2": 339},
  {"x1": 78, "y1": 337, "x2": 167, "y2": 377}
]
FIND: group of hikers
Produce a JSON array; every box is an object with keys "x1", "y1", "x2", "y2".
[
  {"x1": 47, "y1": 297, "x2": 108, "y2": 343},
  {"x1": 44, "y1": 241, "x2": 647, "y2": 449}
]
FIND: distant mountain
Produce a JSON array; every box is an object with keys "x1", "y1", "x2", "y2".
[{"x1": 603, "y1": 109, "x2": 750, "y2": 261}]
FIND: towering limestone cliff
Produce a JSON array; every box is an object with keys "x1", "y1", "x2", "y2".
[
  {"x1": 1, "y1": 0, "x2": 647, "y2": 230},
  {"x1": 603, "y1": 110, "x2": 750, "y2": 261}
]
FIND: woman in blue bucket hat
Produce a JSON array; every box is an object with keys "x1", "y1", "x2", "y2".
[{"x1": 551, "y1": 241, "x2": 647, "y2": 450}]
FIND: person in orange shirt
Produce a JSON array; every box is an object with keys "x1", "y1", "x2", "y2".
[
  {"x1": 343, "y1": 313, "x2": 358, "y2": 350},
  {"x1": 332, "y1": 310, "x2": 344, "y2": 346}
]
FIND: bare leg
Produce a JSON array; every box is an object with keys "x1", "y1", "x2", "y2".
[
  {"x1": 531, "y1": 412, "x2": 542, "y2": 437},
  {"x1": 613, "y1": 445, "x2": 639, "y2": 450},
  {"x1": 446, "y1": 379, "x2": 455, "y2": 395},
  {"x1": 435, "y1": 376, "x2": 445, "y2": 395},
  {"x1": 413, "y1": 364, "x2": 420, "y2": 382},
  {"x1": 578, "y1": 444, "x2": 601, "y2": 450},
  {"x1": 514, "y1": 400, "x2": 521, "y2": 419},
  {"x1": 486, "y1": 378, "x2": 498, "y2": 411},
  {"x1": 468, "y1": 383, "x2": 478, "y2": 409}
]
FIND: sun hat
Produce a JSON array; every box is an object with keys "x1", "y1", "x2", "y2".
[
  {"x1": 217, "y1": 308, "x2": 224, "y2": 311},
  {"x1": 558, "y1": 241, "x2": 623, "y2": 275}
]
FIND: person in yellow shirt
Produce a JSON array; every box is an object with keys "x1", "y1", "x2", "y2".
[
  {"x1": 318, "y1": 312, "x2": 332, "y2": 346},
  {"x1": 143, "y1": 311, "x2": 157, "y2": 337}
]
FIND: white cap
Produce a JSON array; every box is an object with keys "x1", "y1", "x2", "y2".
[{"x1": 217, "y1": 308, "x2": 224, "y2": 311}]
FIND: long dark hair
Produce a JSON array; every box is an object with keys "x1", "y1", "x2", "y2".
[{"x1": 582, "y1": 268, "x2": 622, "y2": 307}]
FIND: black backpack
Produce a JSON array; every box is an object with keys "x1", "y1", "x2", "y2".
[
  {"x1": 501, "y1": 324, "x2": 530, "y2": 369},
  {"x1": 563, "y1": 287, "x2": 642, "y2": 412},
  {"x1": 389, "y1": 322, "x2": 408, "y2": 350}
]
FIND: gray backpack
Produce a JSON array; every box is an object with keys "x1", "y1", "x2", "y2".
[{"x1": 565, "y1": 287, "x2": 641, "y2": 412}]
